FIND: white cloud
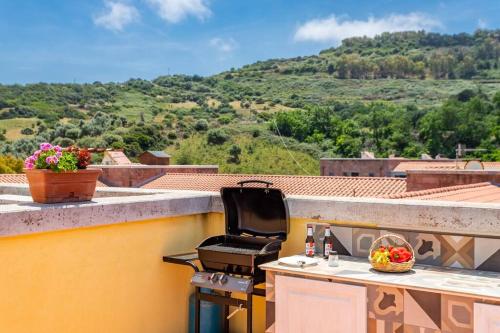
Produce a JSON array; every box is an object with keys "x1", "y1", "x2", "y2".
[
  {"x1": 145, "y1": 0, "x2": 211, "y2": 23},
  {"x1": 478, "y1": 19, "x2": 487, "y2": 29},
  {"x1": 94, "y1": 1, "x2": 139, "y2": 31},
  {"x1": 209, "y1": 37, "x2": 237, "y2": 53},
  {"x1": 294, "y1": 12, "x2": 442, "y2": 43}
]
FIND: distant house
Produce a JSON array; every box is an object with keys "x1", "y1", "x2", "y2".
[
  {"x1": 101, "y1": 150, "x2": 132, "y2": 165},
  {"x1": 139, "y1": 151, "x2": 171, "y2": 165}
]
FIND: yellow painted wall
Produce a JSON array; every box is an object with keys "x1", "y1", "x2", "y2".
[{"x1": 0, "y1": 213, "x2": 312, "y2": 333}]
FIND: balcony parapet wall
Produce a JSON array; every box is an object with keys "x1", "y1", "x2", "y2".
[{"x1": 1, "y1": 184, "x2": 499, "y2": 238}]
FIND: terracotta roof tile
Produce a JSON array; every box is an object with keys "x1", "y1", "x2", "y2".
[
  {"x1": 142, "y1": 173, "x2": 407, "y2": 197},
  {"x1": 103, "y1": 151, "x2": 132, "y2": 165},
  {"x1": 0, "y1": 174, "x2": 107, "y2": 187},
  {"x1": 393, "y1": 161, "x2": 500, "y2": 173},
  {"x1": 386, "y1": 182, "x2": 500, "y2": 204}
]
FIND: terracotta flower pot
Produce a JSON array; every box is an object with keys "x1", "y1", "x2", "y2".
[{"x1": 25, "y1": 169, "x2": 102, "y2": 204}]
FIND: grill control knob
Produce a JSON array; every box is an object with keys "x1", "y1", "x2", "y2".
[{"x1": 218, "y1": 274, "x2": 228, "y2": 285}]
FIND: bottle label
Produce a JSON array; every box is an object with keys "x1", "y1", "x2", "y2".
[
  {"x1": 306, "y1": 242, "x2": 315, "y2": 256},
  {"x1": 324, "y1": 243, "x2": 333, "y2": 256}
]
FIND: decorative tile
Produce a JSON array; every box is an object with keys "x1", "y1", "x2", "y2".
[
  {"x1": 369, "y1": 318, "x2": 404, "y2": 333},
  {"x1": 380, "y1": 230, "x2": 410, "y2": 248},
  {"x1": 403, "y1": 325, "x2": 440, "y2": 333},
  {"x1": 474, "y1": 237, "x2": 500, "y2": 272},
  {"x1": 408, "y1": 232, "x2": 442, "y2": 266},
  {"x1": 331, "y1": 225, "x2": 353, "y2": 256},
  {"x1": 368, "y1": 285, "x2": 404, "y2": 322},
  {"x1": 441, "y1": 295, "x2": 473, "y2": 333},
  {"x1": 439, "y1": 235, "x2": 474, "y2": 269},
  {"x1": 353, "y1": 228, "x2": 380, "y2": 257},
  {"x1": 404, "y1": 289, "x2": 441, "y2": 330}
]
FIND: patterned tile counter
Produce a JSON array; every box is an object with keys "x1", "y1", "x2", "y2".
[{"x1": 261, "y1": 256, "x2": 500, "y2": 333}]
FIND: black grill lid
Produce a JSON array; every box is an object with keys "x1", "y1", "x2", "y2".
[{"x1": 220, "y1": 180, "x2": 289, "y2": 240}]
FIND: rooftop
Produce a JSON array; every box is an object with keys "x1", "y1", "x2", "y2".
[
  {"x1": 142, "y1": 173, "x2": 407, "y2": 197},
  {"x1": 387, "y1": 182, "x2": 500, "y2": 203},
  {"x1": 102, "y1": 151, "x2": 132, "y2": 165},
  {"x1": 393, "y1": 161, "x2": 500, "y2": 173},
  {"x1": 142, "y1": 151, "x2": 171, "y2": 158}
]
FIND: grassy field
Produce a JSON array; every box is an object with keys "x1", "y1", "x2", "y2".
[
  {"x1": 0, "y1": 118, "x2": 38, "y2": 140},
  {"x1": 169, "y1": 131, "x2": 319, "y2": 175},
  {"x1": 113, "y1": 91, "x2": 158, "y2": 121},
  {"x1": 226, "y1": 76, "x2": 500, "y2": 107}
]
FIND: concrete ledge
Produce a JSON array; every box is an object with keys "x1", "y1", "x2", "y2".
[
  {"x1": 286, "y1": 195, "x2": 500, "y2": 237},
  {"x1": 0, "y1": 187, "x2": 215, "y2": 237},
  {"x1": 1, "y1": 185, "x2": 500, "y2": 238}
]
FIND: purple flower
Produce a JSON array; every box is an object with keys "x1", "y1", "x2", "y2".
[
  {"x1": 24, "y1": 157, "x2": 35, "y2": 170},
  {"x1": 33, "y1": 150, "x2": 42, "y2": 158},
  {"x1": 40, "y1": 142, "x2": 52, "y2": 152},
  {"x1": 54, "y1": 145, "x2": 62, "y2": 153},
  {"x1": 45, "y1": 156, "x2": 58, "y2": 165},
  {"x1": 55, "y1": 151, "x2": 62, "y2": 158}
]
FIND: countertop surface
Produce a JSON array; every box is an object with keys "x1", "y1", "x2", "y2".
[{"x1": 261, "y1": 255, "x2": 500, "y2": 300}]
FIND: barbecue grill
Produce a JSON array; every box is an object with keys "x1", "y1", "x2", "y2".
[{"x1": 163, "y1": 180, "x2": 289, "y2": 333}]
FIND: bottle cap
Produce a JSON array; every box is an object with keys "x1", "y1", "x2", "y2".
[{"x1": 329, "y1": 250, "x2": 338, "y2": 255}]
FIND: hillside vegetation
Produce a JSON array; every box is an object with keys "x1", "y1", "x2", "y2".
[{"x1": 0, "y1": 30, "x2": 499, "y2": 174}]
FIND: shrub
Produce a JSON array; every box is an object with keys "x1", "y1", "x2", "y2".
[
  {"x1": 167, "y1": 131, "x2": 178, "y2": 140},
  {"x1": 218, "y1": 115, "x2": 233, "y2": 125},
  {"x1": 52, "y1": 137, "x2": 75, "y2": 147},
  {"x1": 21, "y1": 128, "x2": 34, "y2": 135},
  {"x1": 0, "y1": 155, "x2": 23, "y2": 173},
  {"x1": 194, "y1": 119, "x2": 209, "y2": 131},
  {"x1": 207, "y1": 129, "x2": 229, "y2": 145},
  {"x1": 227, "y1": 144, "x2": 242, "y2": 164},
  {"x1": 102, "y1": 133, "x2": 123, "y2": 146},
  {"x1": 65, "y1": 127, "x2": 81, "y2": 140}
]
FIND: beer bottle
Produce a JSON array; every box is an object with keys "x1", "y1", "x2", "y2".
[
  {"x1": 323, "y1": 227, "x2": 333, "y2": 259},
  {"x1": 305, "y1": 225, "x2": 315, "y2": 257}
]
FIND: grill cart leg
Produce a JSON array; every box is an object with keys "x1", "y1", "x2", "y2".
[
  {"x1": 223, "y1": 291, "x2": 230, "y2": 333},
  {"x1": 246, "y1": 293, "x2": 253, "y2": 333},
  {"x1": 194, "y1": 287, "x2": 201, "y2": 333}
]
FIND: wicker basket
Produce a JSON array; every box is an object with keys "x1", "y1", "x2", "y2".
[{"x1": 368, "y1": 234, "x2": 415, "y2": 273}]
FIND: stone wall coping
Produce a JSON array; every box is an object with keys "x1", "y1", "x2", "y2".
[
  {"x1": 406, "y1": 169, "x2": 500, "y2": 175},
  {"x1": 0, "y1": 185, "x2": 499, "y2": 238},
  {"x1": 320, "y1": 158, "x2": 408, "y2": 161},
  {"x1": 88, "y1": 164, "x2": 218, "y2": 169}
]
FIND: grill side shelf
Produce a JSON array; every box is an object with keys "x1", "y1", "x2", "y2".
[{"x1": 162, "y1": 252, "x2": 200, "y2": 272}]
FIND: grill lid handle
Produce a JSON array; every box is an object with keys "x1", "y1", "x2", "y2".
[{"x1": 237, "y1": 180, "x2": 273, "y2": 188}]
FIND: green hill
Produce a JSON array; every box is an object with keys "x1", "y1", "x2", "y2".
[{"x1": 1, "y1": 30, "x2": 499, "y2": 173}]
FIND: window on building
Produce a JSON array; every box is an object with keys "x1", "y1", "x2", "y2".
[
  {"x1": 351, "y1": 172, "x2": 359, "y2": 177},
  {"x1": 368, "y1": 173, "x2": 375, "y2": 177}
]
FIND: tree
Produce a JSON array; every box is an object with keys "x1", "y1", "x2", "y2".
[
  {"x1": 207, "y1": 129, "x2": 229, "y2": 145},
  {"x1": 327, "y1": 64, "x2": 335, "y2": 75},
  {"x1": 21, "y1": 128, "x2": 34, "y2": 135},
  {"x1": 194, "y1": 119, "x2": 209, "y2": 131},
  {"x1": 228, "y1": 144, "x2": 242, "y2": 164}
]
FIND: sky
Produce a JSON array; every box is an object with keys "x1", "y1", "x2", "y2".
[{"x1": 0, "y1": 0, "x2": 499, "y2": 84}]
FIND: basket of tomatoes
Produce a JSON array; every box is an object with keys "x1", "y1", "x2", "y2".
[{"x1": 369, "y1": 234, "x2": 415, "y2": 273}]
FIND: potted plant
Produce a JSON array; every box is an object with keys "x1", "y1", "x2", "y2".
[{"x1": 24, "y1": 143, "x2": 102, "y2": 204}]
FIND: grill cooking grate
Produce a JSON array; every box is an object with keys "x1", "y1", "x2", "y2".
[{"x1": 200, "y1": 244, "x2": 262, "y2": 255}]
